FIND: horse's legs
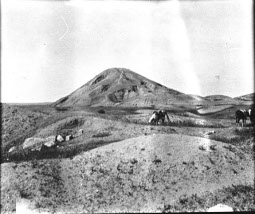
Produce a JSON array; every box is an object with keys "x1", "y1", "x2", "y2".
[{"x1": 241, "y1": 118, "x2": 245, "y2": 127}]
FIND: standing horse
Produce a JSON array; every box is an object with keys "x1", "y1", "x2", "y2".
[
  {"x1": 235, "y1": 109, "x2": 249, "y2": 126},
  {"x1": 158, "y1": 110, "x2": 170, "y2": 124},
  {"x1": 148, "y1": 111, "x2": 160, "y2": 125}
]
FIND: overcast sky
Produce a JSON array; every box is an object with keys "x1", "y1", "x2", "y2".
[{"x1": 1, "y1": 0, "x2": 253, "y2": 103}]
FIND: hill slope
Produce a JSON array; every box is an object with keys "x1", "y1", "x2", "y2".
[
  {"x1": 53, "y1": 68, "x2": 208, "y2": 108},
  {"x1": 234, "y1": 93, "x2": 254, "y2": 101},
  {"x1": 204, "y1": 95, "x2": 241, "y2": 104}
]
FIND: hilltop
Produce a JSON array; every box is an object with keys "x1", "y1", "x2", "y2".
[{"x1": 53, "y1": 68, "x2": 209, "y2": 108}]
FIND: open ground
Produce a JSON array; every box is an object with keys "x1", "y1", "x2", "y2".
[{"x1": 1, "y1": 100, "x2": 254, "y2": 213}]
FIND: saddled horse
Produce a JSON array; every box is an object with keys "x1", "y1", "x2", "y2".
[
  {"x1": 148, "y1": 110, "x2": 170, "y2": 125},
  {"x1": 235, "y1": 109, "x2": 249, "y2": 126}
]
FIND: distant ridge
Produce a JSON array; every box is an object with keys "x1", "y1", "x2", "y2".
[
  {"x1": 1, "y1": 102, "x2": 52, "y2": 106},
  {"x1": 205, "y1": 95, "x2": 233, "y2": 100},
  {"x1": 204, "y1": 94, "x2": 249, "y2": 105},
  {"x1": 234, "y1": 93, "x2": 254, "y2": 101}
]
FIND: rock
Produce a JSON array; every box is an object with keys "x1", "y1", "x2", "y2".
[
  {"x1": 74, "y1": 129, "x2": 84, "y2": 138},
  {"x1": 199, "y1": 144, "x2": 207, "y2": 151},
  {"x1": 207, "y1": 204, "x2": 233, "y2": 212},
  {"x1": 78, "y1": 129, "x2": 84, "y2": 134},
  {"x1": 44, "y1": 141, "x2": 56, "y2": 148},
  {"x1": 65, "y1": 135, "x2": 73, "y2": 141},
  {"x1": 16, "y1": 198, "x2": 36, "y2": 214},
  {"x1": 8, "y1": 146, "x2": 16, "y2": 153},
  {"x1": 46, "y1": 136, "x2": 56, "y2": 141},
  {"x1": 205, "y1": 130, "x2": 216, "y2": 135},
  {"x1": 31, "y1": 147, "x2": 41, "y2": 152},
  {"x1": 199, "y1": 138, "x2": 213, "y2": 151},
  {"x1": 210, "y1": 144, "x2": 217, "y2": 150},
  {"x1": 56, "y1": 134, "x2": 64, "y2": 143},
  {"x1": 23, "y1": 138, "x2": 46, "y2": 150}
]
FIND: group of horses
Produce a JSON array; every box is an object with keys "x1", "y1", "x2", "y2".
[
  {"x1": 148, "y1": 110, "x2": 170, "y2": 125},
  {"x1": 148, "y1": 108, "x2": 254, "y2": 127}
]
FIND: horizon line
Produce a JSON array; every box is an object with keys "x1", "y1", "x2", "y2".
[{"x1": 1, "y1": 92, "x2": 254, "y2": 105}]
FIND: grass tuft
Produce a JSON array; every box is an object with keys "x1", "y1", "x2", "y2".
[
  {"x1": 92, "y1": 132, "x2": 111, "y2": 138},
  {"x1": 98, "y1": 109, "x2": 106, "y2": 114}
]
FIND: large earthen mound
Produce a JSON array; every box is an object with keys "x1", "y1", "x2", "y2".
[{"x1": 53, "y1": 68, "x2": 209, "y2": 108}]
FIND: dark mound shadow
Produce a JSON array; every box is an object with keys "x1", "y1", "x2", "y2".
[{"x1": 3, "y1": 139, "x2": 119, "y2": 163}]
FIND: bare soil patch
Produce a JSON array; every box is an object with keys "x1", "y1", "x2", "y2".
[{"x1": 1, "y1": 134, "x2": 253, "y2": 213}]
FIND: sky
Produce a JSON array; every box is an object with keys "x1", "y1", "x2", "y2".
[{"x1": 1, "y1": 0, "x2": 253, "y2": 103}]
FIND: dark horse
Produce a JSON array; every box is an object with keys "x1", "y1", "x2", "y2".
[
  {"x1": 158, "y1": 110, "x2": 170, "y2": 124},
  {"x1": 235, "y1": 109, "x2": 249, "y2": 126}
]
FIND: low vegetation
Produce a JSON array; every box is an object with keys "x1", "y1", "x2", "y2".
[
  {"x1": 54, "y1": 107, "x2": 70, "y2": 111},
  {"x1": 209, "y1": 127, "x2": 254, "y2": 155},
  {"x1": 167, "y1": 119, "x2": 225, "y2": 128},
  {"x1": 92, "y1": 132, "x2": 111, "y2": 138},
  {"x1": 6, "y1": 139, "x2": 116, "y2": 163},
  {"x1": 162, "y1": 184, "x2": 255, "y2": 212},
  {"x1": 97, "y1": 109, "x2": 105, "y2": 114}
]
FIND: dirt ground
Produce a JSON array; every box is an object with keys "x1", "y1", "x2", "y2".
[{"x1": 1, "y1": 104, "x2": 254, "y2": 213}]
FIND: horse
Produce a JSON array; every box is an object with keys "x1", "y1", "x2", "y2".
[
  {"x1": 235, "y1": 109, "x2": 249, "y2": 127},
  {"x1": 148, "y1": 111, "x2": 160, "y2": 125},
  {"x1": 158, "y1": 110, "x2": 170, "y2": 124}
]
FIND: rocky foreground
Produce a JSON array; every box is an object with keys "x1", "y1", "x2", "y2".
[{"x1": 1, "y1": 134, "x2": 253, "y2": 213}]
